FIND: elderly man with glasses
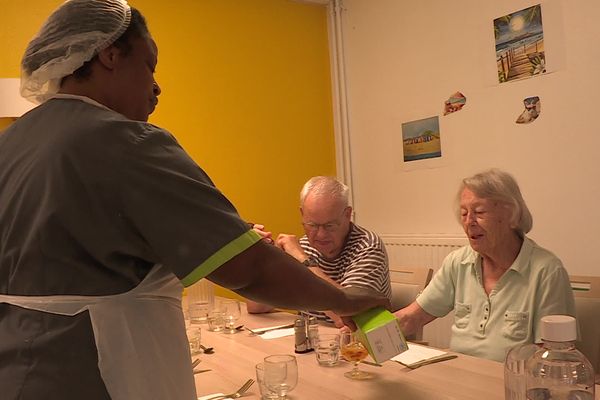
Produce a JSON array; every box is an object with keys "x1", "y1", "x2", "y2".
[{"x1": 247, "y1": 176, "x2": 391, "y2": 326}]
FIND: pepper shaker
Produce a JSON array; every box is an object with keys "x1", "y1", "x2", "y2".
[{"x1": 294, "y1": 318, "x2": 311, "y2": 354}]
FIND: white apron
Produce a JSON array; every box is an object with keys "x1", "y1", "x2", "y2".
[{"x1": 0, "y1": 264, "x2": 196, "y2": 400}]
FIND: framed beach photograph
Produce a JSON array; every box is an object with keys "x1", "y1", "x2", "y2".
[
  {"x1": 494, "y1": 4, "x2": 545, "y2": 83},
  {"x1": 401, "y1": 116, "x2": 441, "y2": 162}
]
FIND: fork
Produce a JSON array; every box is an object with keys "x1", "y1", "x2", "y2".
[{"x1": 201, "y1": 378, "x2": 255, "y2": 400}]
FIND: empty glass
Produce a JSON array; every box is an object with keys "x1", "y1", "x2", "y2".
[
  {"x1": 188, "y1": 301, "x2": 210, "y2": 324},
  {"x1": 186, "y1": 326, "x2": 202, "y2": 355},
  {"x1": 207, "y1": 309, "x2": 226, "y2": 332},
  {"x1": 504, "y1": 343, "x2": 539, "y2": 400},
  {"x1": 255, "y1": 362, "x2": 279, "y2": 400},
  {"x1": 315, "y1": 333, "x2": 341, "y2": 366},
  {"x1": 186, "y1": 279, "x2": 214, "y2": 323},
  {"x1": 340, "y1": 331, "x2": 372, "y2": 380},
  {"x1": 222, "y1": 299, "x2": 241, "y2": 334},
  {"x1": 264, "y1": 354, "x2": 298, "y2": 399}
]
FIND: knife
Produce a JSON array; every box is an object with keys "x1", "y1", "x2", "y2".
[
  {"x1": 361, "y1": 360, "x2": 383, "y2": 367},
  {"x1": 193, "y1": 369, "x2": 212, "y2": 374},
  {"x1": 401, "y1": 354, "x2": 458, "y2": 369}
]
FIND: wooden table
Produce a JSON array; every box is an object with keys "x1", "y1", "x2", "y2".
[{"x1": 192, "y1": 303, "x2": 599, "y2": 399}]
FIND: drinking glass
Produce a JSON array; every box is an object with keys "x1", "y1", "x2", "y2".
[
  {"x1": 504, "y1": 343, "x2": 539, "y2": 400},
  {"x1": 255, "y1": 362, "x2": 279, "y2": 400},
  {"x1": 186, "y1": 326, "x2": 202, "y2": 355},
  {"x1": 222, "y1": 299, "x2": 241, "y2": 334},
  {"x1": 207, "y1": 309, "x2": 225, "y2": 332},
  {"x1": 186, "y1": 279, "x2": 214, "y2": 323},
  {"x1": 188, "y1": 301, "x2": 210, "y2": 324},
  {"x1": 264, "y1": 354, "x2": 298, "y2": 399},
  {"x1": 314, "y1": 333, "x2": 341, "y2": 366},
  {"x1": 340, "y1": 331, "x2": 372, "y2": 380}
]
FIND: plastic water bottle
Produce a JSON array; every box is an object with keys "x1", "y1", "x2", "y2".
[
  {"x1": 505, "y1": 342, "x2": 540, "y2": 400},
  {"x1": 525, "y1": 315, "x2": 595, "y2": 400}
]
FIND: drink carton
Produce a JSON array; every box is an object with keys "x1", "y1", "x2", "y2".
[{"x1": 352, "y1": 307, "x2": 408, "y2": 364}]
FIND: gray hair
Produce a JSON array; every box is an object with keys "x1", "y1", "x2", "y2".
[
  {"x1": 300, "y1": 176, "x2": 349, "y2": 208},
  {"x1": 456, "y1": 168, "x2": 533, "y2": 236}
]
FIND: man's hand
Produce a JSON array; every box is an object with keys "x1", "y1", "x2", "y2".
[{"x1": 275, "y1": 234, "x2": 307, "y2": 261}]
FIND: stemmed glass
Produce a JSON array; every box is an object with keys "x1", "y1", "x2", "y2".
[
  {"x1": 340, "y1": 331, "x2": 372, "y2": 380},
  {"x1": 263, "y1": 354, "x2": 298, "y2": 399},
  {"x1": 221, "y1": 299, "x2": 241, "y2": 334}
]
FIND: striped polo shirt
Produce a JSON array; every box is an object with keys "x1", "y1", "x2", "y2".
[{"x1": 300, "y1": 223, "x2": 391, "y2": 320}]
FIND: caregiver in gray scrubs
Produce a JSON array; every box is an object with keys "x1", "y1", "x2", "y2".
[{"x1": 0, "y1": 1, "x2": 387, "y2": 399}]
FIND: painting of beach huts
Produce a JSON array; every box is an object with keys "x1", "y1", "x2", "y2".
[
  {"x1": 402, "y1": 116, "x2": 441, "y2": 162},
  {"x1": 494, "y1": 4, "x2": 545, "y2": 83}
]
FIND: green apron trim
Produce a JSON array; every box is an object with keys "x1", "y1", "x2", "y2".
[{"x1": 181, "y1": 230, "x2": 261, "y2": 287}]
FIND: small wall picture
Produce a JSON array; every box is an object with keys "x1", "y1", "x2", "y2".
[
  {"x1": 494, "y1": 4, "x2": 545, "y2": 83},
  {"x1": 516, "y1": 96, "x2": 541, "y2": 124},
  {"x1": 401, "y1": 116, "x2": 441, "y2": 162},
  {"x1": 443, "y1": 91, "x2": 467, "y2": 115}
]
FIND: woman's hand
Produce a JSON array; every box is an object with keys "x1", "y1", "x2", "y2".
[{"x1": 251, "y1": 223, "x2": 274, "y2": 244}]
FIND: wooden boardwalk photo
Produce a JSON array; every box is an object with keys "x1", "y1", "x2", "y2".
[{"x1": 494, "y1": 5, "x2": 545, "y2": 83}]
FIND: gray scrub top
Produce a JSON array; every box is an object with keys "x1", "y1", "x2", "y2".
[{"x1": 0, "y1": 97, "x2": 258, "y2": 400}]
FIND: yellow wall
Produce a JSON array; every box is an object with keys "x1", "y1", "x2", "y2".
[
  {"x1": 0, "y1": 117, "x2": 16, "y2": 131},
  {"x1": 1, "y1": 0, "x2": 336, "y2": 298}
]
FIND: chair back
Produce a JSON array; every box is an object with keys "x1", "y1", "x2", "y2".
[
  {"x1": 390, "y1": 266, "x2": 433, "y2": 342},
  {"x1": 390, "y1": 266, "x2": 433, "y2": 311},
  {"x1": 570, "y1": 275, "x2": 600, "y2": 380}
]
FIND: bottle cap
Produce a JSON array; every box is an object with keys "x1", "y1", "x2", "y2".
[{"x1": 541, "y1": 315, "x2": 576, "y2": 342}]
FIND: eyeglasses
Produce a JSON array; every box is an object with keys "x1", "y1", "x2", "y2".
[
  {"x1": 302, "y1": 208, "x2": 349, "y2": 233},
  {"x1": 302, "y1": 221, "x2": 341, "y2": 233}
]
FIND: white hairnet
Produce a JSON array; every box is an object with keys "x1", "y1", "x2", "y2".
[{"x1": 21, "y1": 0, "x2": 131, "y2": 104}]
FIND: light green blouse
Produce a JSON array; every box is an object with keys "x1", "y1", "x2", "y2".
[{"x1": 417, "y1": 236, "x2": 576, "y2": 362}]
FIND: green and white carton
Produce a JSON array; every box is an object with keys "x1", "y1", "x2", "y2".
[{"x1": 352, "y1": 307, "x2": 408, "y2": 364}]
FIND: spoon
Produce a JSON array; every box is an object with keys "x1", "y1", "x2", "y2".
[
  {"x1": 199, "y1": 344, "x2": 214, "y2": 354},
  {"x1": 191, "y1": 358, "x2": 201, "y2": 369},
  {"x1": 234, "y1": 325, "x2": 245, "y2": 332}
]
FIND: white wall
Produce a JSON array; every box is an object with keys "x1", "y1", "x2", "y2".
[{"x1": 339, "y1": 0, "x2": 600, "y2": 275}]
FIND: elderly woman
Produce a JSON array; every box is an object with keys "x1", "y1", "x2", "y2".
[{"x1": 394, "y1": 169, "x2": 575, "y2": 362}]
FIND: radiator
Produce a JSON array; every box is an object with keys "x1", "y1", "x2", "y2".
[{"x1": 382, "y1": 234, "x2": 466, "y2": 349}]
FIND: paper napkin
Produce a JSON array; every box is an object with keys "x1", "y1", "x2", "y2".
[
  {"x1": 259, "y1": 327, "x2": 295, "y2": 340},
  {"x1": 391, "y1": 343, "x2": 447, "y2": 365}
]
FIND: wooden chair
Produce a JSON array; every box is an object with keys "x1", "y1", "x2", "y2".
[
  {"x1": 570, "y1": 275, "x2": 600, "y2": 383},
  {"x1": 390, "y1": 266, "x2": 433, "y2": 342}
]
